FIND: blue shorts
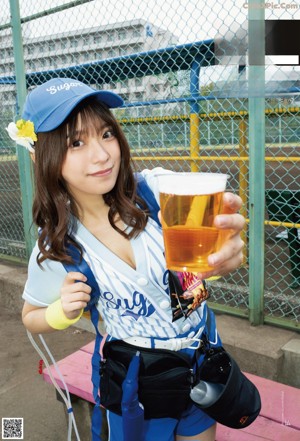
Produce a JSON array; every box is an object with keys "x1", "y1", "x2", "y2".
[{"x1": 107, "y1": 404, "x2": 215, "y2": 441}]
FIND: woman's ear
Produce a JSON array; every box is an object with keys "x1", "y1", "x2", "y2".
[{"x1": 30, "y1": 152, "x2": 35, "y2": 162}]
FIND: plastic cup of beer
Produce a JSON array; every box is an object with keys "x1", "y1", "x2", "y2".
[{"x1": 158, "y1": 172, "x2": 228, "y2": 273}]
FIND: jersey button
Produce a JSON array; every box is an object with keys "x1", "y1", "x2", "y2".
[
  {"x1": 182, "y1": 323, "x2": 191, "y2": 332},
  {"x1": 137, "y1": 277, "x2": 149, "y2": 286},
  {"x1": 159, "y1": 300, "x2": 170, "y2": 309}
]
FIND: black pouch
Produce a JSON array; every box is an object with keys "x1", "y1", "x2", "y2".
[
  {"x1": 194, "y1": 346, "x2": 261, "y2": 429},
  {"x1": 100, "y1": 340, "x2": 195, "y2": 419}
]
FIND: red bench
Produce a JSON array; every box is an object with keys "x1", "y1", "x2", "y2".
[{"x1": 43, "y1": 340, "x2": 300, "y2": 441}]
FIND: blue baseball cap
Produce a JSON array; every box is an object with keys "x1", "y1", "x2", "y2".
[{"x1": 22, "y1": 77, "x2": 124, "y2": 133}]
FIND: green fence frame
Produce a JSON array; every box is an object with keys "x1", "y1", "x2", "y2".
[{"x1": 2, "y1": 0, "x2": 299, "y2": 331}]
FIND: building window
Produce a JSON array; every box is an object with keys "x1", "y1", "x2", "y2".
[
  {"x1": 128, "y1": 44, "x2": 141, "y2": 54},
  {"x1": 135, "y1": 77, "x2": 143, "y2": 86},
  {"x1": 28, "y1": 60, "x2": 36, "y2": 70},
  {"x1": 121, "y1": 79, "x2": 128, "y2": 88},
  {"x1": 107, "y1": 49, "x2": 118, "y2": 58},
  {"x1": 107, "y1": 31, "x2": 114, "y2": 41},
  {"x1": 71, "y1": 39, "x2": 78, "y2": 49},
  {"x1": 83, "y1": 36, "x2": 90, "y2": 46},
  {"x1": 49, "y1": 42, "x2": 55, "y2": 51},
  {"x1": 27, "y1": 46, "x2": 35, "y2": 55},
  {"x1": 61, "y1": 40, "x2": 67, "y2": 50},
  {"x1": 135, "y1": 92, "x2": 144, "y2": 101},
  {"x1": 118, "y1": 30, "x2": 126, "y2": 40},
  {"x1": 93, "y1": 35, "x2": 102, "y2": 44},
  {"x1": 132, "y1": 28, "x2": 141, "y2": 38},
  {"x1": 151, "y1": 84, "x2": 161, "y2": 93},
  {"x1": 119, "y1": 93, "x2": 129, "y2": 101},
  {"x1": 6, "y1": 48, "x2": 13, "y2": 58}
]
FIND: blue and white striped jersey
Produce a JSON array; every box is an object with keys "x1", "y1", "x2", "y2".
[{"x1": 22, "y1": 168, "x2": 207, "y2": 340}]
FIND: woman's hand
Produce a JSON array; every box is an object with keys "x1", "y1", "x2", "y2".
[
  {"x1": 60, "y1": 272, "x2": 92, "y2": 319},
  {"x1": 21, "y1": 272, "x2": 91, "y2": 334},
  {"x1": 197, "y1": 192, "x2": 245, "y2": 280}
]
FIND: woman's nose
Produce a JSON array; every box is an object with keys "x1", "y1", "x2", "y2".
[{"x1": 90, "y1": 138, "x2": 110, "y2": 162}]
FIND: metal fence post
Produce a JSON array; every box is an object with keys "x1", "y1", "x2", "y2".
[
  {"x1": 238, "y1": 118, "x2": 248, "y2": 263},
  {"x1": 248, "y1": 0, "x2": 265, "y2": 325},
  {"x1": 9, "y1": 0, "x2": 36, "y2": 259},
  {"x1": 190, "y1": 58, "x2": 201, "y2": 172}
]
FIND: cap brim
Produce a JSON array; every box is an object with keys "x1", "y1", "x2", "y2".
[{"x1": 38, "y1": 89, "x2": 123, "y2": 132}]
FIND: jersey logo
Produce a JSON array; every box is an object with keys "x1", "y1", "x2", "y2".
[{"x1": 101, "y1": 290, "x2": 156, "y2": 320}]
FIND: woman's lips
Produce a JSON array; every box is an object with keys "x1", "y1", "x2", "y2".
[{"x1": 89, "y1": 167, "x2": 113, "y2": 177}]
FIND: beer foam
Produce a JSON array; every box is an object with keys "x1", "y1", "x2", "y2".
[{"x1": 158, "y1": 173, "x2": 227, "y2": 195}]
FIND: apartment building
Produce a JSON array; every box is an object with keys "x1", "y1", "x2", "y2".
[{"x1": 0, "y1": 19, "x2": 177, "y2": 114}]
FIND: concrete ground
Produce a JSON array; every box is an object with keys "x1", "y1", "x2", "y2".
[
  {"x1": 0, "y1": 260, "x2": 300, "y2": 441},
  {"x1": 0, "y1": 306, "x2": 94, "y2": 441}
]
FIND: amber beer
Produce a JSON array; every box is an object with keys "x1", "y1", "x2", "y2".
[{"x1": 158, "y1": 173, "x2": 228, "y2": 273}]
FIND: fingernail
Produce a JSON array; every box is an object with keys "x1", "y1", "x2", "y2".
[
  {"x1": 208, "y1": 255, "x2": 218, "y2": 266},
  {"x1": 216, "y1": 216, "x2": 226, "y2": 227}
]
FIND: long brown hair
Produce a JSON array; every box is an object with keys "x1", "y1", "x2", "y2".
[{"x1": 33, "y1": 97, "x2": 148, "y2": 264}]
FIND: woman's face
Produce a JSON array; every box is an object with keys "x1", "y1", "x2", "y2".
[{"x1": 61, "y1": 113, "x2": 121, "y2": 204}]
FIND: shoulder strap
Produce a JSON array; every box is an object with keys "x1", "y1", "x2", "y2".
[
  {"x1": 64, "y1": 243, "x2": 100, "y2": 311},
  {"x1": 62, "y1": 244, "x2": 103, "y2": 441}
]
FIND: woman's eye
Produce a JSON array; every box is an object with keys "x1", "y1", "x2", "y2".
[
  {"x1": 71, "y1": 139, "x2": 84, "y2": 148},
  {"x1": 103, "y1": 129, "x2": 115, "y2": 139}
]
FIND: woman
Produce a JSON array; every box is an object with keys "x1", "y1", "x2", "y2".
[{"x1": 7, "y1": 77, "x2": 244, "y2": 441}]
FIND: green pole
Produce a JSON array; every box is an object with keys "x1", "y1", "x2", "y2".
[
  {"x1": 248, "y1": 0, "x2": 265, "y2": 325},
  {"x1": 9, "y1": 0, "x2": 36, "y2": 259},
  {"x1": 1, "y1": 0, "x2": 93, "y2": 31}
]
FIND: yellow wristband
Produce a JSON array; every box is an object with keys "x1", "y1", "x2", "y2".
[{"x1": 45, "y1": 299, "x2": 84, "y2": 330}]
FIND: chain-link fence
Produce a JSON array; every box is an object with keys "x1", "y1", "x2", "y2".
[{"x1": 0, "y1": 0, "x2": 299, "y2": 329}]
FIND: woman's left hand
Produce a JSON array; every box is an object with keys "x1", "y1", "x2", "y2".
[{"x1": 197, "y1": 192, "x2": 245, "y2": 280}]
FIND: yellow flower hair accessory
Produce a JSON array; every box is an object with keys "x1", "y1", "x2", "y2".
[{"x1": 6, "y1": 119, "x2": 37, "y2": 153}]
